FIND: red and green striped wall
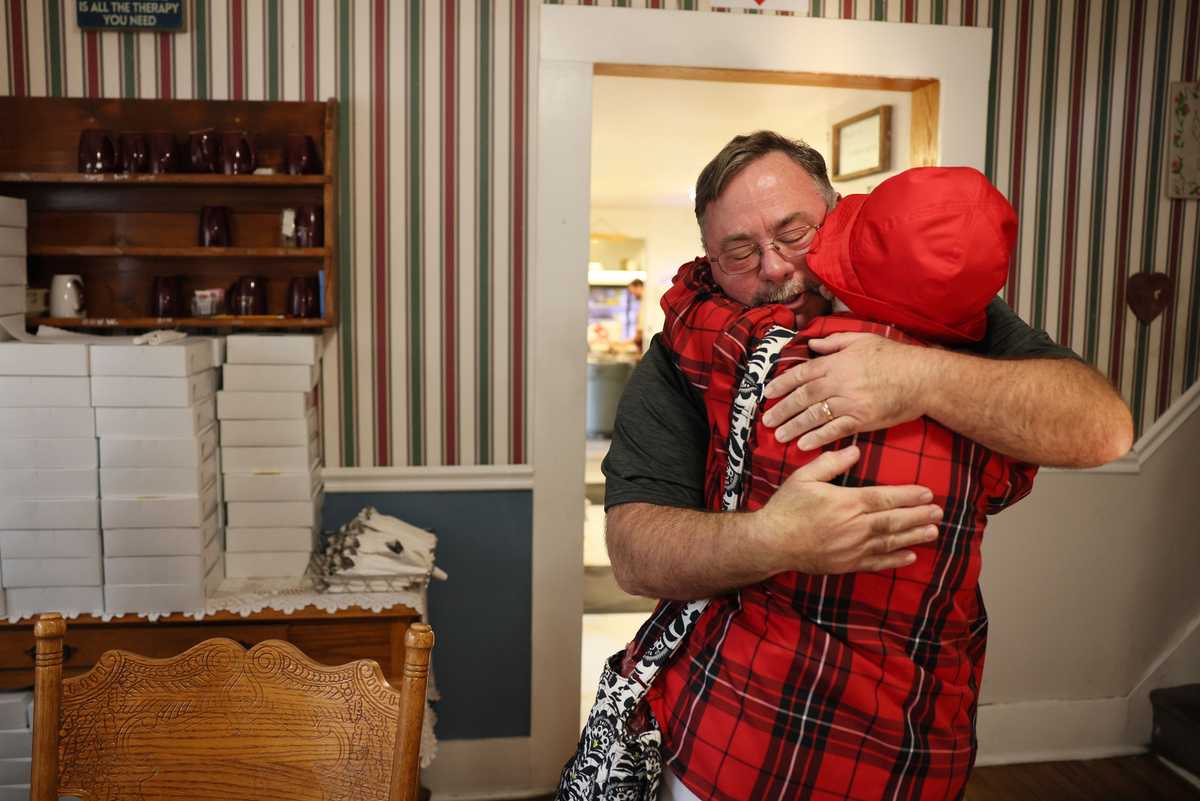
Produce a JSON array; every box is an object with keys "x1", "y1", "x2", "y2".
[{"x1": 3, "y1": 0, "x2": 1196, "y2": 462}]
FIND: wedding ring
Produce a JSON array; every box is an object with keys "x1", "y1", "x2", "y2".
[{"x1": 820, "y1": 400, "x2": 834, "y2": 422}]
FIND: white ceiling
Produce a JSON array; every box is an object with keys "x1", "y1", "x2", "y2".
[{"x1": 590, "y1": 75, "x2": 909, "y2": 208}]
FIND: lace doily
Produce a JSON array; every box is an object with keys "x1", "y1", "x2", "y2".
[{"x1": 4, "y1": 576, "x2": 440, "y2": 766}]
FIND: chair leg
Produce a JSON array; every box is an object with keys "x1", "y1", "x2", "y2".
[
  {"x1": 31, "y1": 613, "x2": 66, "y2": 801},
  {"x1": 388, "y1": 622, "x2": 435, "y2": 801}
]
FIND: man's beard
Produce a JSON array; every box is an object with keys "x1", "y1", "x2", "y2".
[{"x1": 754, "y1": 276, "x2": 808, "y2": 306}]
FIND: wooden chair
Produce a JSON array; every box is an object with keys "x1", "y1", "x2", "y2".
[{"x1": 29, "y1": 612, "x2": 434, "y2": 801}]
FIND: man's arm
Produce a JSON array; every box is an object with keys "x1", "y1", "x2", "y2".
[
  {"x1": 608, "y1": 448, "x2": 941, "y2": 600},
  {"x1": 603, "y1": 337, "x2": 940, "y2": 600},
  {"x1": 761, "y1": 301, "x2": 1133, "y2": 468}
]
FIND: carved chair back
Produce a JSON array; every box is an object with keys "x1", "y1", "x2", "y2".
[{"x1": 29, "y1": 613, "x2": 434, "y2": 801}]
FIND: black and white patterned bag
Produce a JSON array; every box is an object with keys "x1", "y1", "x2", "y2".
[{"x1": 555, "y1": 326, "x2": 794, "y2": 801}]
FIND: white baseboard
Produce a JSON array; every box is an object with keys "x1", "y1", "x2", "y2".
[
  {"x1": 975, "y1": 696, "x2": 1144, "y2": 765},
  {"x1": 424, "y1": 737, "x2": 548, "y2": 800}
]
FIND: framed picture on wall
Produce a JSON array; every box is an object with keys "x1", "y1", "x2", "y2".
[
  {"x1": 1168, "y1": 82, "x2": 1200, "y2": 199},
  {"x1": 832, "y1": 105, "x2": 892, "y2": 182}
]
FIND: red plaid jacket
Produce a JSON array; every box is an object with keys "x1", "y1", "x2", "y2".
[{"x1": 627, "y1": 258, "x2": 1036, "y2": 801}]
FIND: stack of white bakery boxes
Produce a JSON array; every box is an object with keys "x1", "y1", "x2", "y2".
[
  {"x1": 0, "y1": 197, "x2": 25, "y2": 335},
  {"x1": 218, "y1": 334, "x2": 323, "y2": 579},
  {"x1": 0, "y1": 340, "x2": 101, "y2": 619},
  {"x1": 92, "y1": 339, "x2": 223, "y2": 614}
]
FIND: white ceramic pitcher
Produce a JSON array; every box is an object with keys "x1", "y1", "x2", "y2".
[{"x1": 49, "y1": 274, "x2": 85, "y2": 318}]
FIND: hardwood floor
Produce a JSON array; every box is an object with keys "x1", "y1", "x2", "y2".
[
  {"x1": 522, "y1": 756, "x2": 1200, "y2": 801},
  {"x1": 967, "y1": 756, "x2": 1200, "y2": 801}
]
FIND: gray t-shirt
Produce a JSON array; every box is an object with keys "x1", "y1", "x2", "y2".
[{"x1": 602, "y1": 298, "x2": 1077, "y2": 510}]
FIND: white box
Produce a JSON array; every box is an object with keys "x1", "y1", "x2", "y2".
[
  {"x1": 105, "y1": 549, "x2": 214, "y2": 585},
  {"x1": 0, "y1": 258, "x2": 23, "y2": 286},
  {"x1": 4, "y1": 585, "x2": 104, "y2": 617},
  {"x1": 0, "y1": 498, "x2": 98, "y2": 529},
  {"x1": 103, "y1": 556, "x2": 223, "y2": 616},
  {"x1": 224, "y1": 550, "x2": 310, "y2": 578},
  {"x1": 216, "y1": 390, "x2": 316, "y2": 420},
  {"x1": 226, "y1": 526, "x2": 316, "y2": 553},
  {"x1": 226, "y1": 494, "x2": 321, "y2": 528},
  {"x1": 90, "y1": 369, "x2": 216, "y2": 408},
  {"x1": 103, "y1": 583, "x2": 206, "y2": 615},
  {"x1": 0, "y1": 468, "x2": 96, "y2": 498},
  {"x1": 0, "y1": 730, "x2": 31, "y2": 759},
  {"x1": 1, "y1": 557, "x2": 101, "y2": 587},
  {"x1": 0, "y1": 438, "x2": 96, "y2": 469},
  {"x1": 95, "y1": 397, "x2": 214, "y2": 437},
  {"x1": 0, "y1": 694, "x2": 30, "y2": 730},
  {"x1": 0, "y1": 287, "x2": 21, "y2": 318},
  {"x1": 221, "y1": 440, "x2": 319, "y2": 472},
  {"x1": 0, "y1": 376, "x2": 89, "y2": 407},
  {"x1": 0, "y1": 198, "x2": 26, "y2": 228},
  {"x1": 100, "y1": 454, "x2": 217, "y2": 497},
  {"x1": 223, "y1": 468, "x2": 321, "y2": 501},
  {"x1": 226, "y1": 334, "x2": 322, "y2": 365},
  {"x1": 101, "y1": 484, "x2": 218, "y2": 528},
  {"x1": 0, "y1": 529, "x2": 100, "y2": 559},
  {"x1": 0, "y1": 758, "x2": 29, "y2": 785},
  {"x1": 222, "y1": 363, "x2": 319, "y2": 392},
  {"x1": 220, "y1": 410, "x2": 317, "y2": 446},
  {"x1": 0, "y1": 342, "x2": 89, "y2": 376},
  {"x1": 103, "y1": 512, "x2": 219, "y2": 557},
  {"x1": 199, "y1": 336, "x2": 226, "y2": 368},
  {"x1": 0, "y1": 407, "x2": 93, "y2": 438},
  {"x1": 89, "y1": 339, "x2": 213, "y2": 377},
  {"x1": 99, "y1": 424, "x2": 216, "y2": 468},
  {"x1": 0, "y1": 228, "x2": 24, "y2": 257}
]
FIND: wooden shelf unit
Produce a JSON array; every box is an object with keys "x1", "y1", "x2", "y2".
[
  {"x1": 0, "y1": 171, "x2": 330, "y2": 186},
  {"x1": 0, "y1": 96, "x2": 338, "y2": 331},
  {"x1": 32, "y1": 246, "x2": 329, "y2": 258},
  {"x1": 30, "y1": 316, "x2": 328, "y2": 330}
]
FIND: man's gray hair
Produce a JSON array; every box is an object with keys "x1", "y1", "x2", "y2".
[{"x1": 694, "y1": 131, "x2": 837, "y2": 236}]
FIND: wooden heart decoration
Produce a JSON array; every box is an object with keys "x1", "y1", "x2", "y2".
[{"x1": 1127, "y1": 272, "x2": 1173, "y2": 324}]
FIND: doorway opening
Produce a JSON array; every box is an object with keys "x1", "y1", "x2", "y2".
[{"x1": 579, "y1": 64, "x2": 942, "y2": 727}]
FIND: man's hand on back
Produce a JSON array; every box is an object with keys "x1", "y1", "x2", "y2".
[
  {"x1": 754, "y1": 445, "x2": 941, "y2": 575},
  {"x1": 606, "y1": 445, "x2": 942, "y2": 600},
  {"x1": 762, "y1": 332, "x2": 929, "y2": 450}
]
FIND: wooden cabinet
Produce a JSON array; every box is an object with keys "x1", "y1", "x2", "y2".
[
  {"x1": 0, "y1": 96, "x2": 337, "y2": 330},
  {"x1": 0, "y1": 605, "x2": 420, "y2": 690}
]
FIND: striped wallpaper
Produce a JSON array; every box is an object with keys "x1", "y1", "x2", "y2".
[
  {"x1": 556, "y1": 0, "x2": 1200, "y2": 440},
  {"x1": 0, "y1": 0, "x2": 531, "y2": 468},
  {"x1": 2, "y1": 1, "x2": 1197, "y2": 463}
]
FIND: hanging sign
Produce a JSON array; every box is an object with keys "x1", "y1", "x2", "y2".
[{"x1": 76, "y1": 0, "x2": 186, "y2": 32}]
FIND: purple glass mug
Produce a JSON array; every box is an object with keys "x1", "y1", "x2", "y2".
[
  {"x1": 198, "y1": 206, "x2": 232, "y2": 247},
  {"x1": 285, "y1": 133, "x2": 321, "y2": 175},
  {"x1": 78, "y1": 129, "x2": 116, "y2": 174},
  {"x1": 148, "y1": 131, "x2": 179, "y2": 174},
  {"x1": 220, "y1": 130, "x2": 256, "y2": 175},
  {"x1": 229, "y1": 275, "x2": 267, "y2": 316},
  {"x1": 117, "y1": 132, "x2": 148, "y2": 173},
  {"x1": 293, "y1": 205, "x2": 324, "y2": 248},
  {"x1": 189, "y1": 128, "x2": 219, "y2": 173}
]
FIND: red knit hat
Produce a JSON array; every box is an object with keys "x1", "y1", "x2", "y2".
[{"x1": 804, "y1": 167, "x2": 1016, "y2": 343}]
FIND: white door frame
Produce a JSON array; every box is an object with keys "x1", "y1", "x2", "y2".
[{"x1": 429, "y1": 7, "x2": 992, "y2": 799}]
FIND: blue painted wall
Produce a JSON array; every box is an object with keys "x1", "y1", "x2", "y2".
[{"x1": 323, "y1": 490, "x2": 533, "y2": 740}]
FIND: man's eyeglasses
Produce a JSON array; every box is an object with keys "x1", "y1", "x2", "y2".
[{"x1": 711, "y1": 224, "x2": 821, "y2": 276}]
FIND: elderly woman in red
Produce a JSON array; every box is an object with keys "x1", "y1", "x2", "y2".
[{"x1": 638, "y1": 165, "x2": 1037, "y2": 801}]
